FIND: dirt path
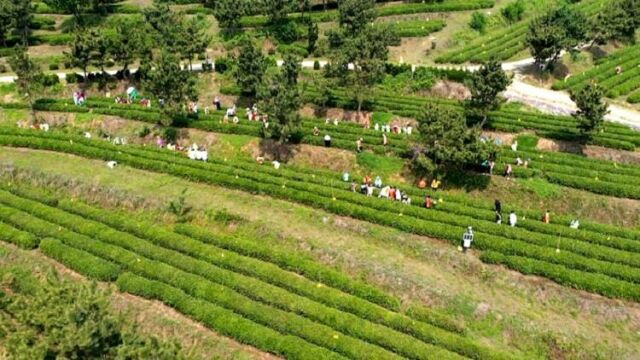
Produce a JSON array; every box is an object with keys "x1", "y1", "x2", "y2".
[
  {"x1": 435, "y1": 58, "x2": 640, "y2": 129},
  {"x1": 504, "y1": 74, "x2": 640, "y2": 129}
]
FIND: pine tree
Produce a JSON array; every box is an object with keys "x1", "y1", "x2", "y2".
[
  {"x1": 234, "y1": 37, "x2": 267, "y2": 95},
  {"x1": 466, "y1": 60, "x2": 511, "y2": 126},
  {"x1": 571, "y1": 83, "x2": 609, "y2": 139},
  {"x1": 143, "y1": 50, "x2": 198, "y2": 119},
  {"x1": 8, "y1": 46, "x2": 44, "y2": 122}
]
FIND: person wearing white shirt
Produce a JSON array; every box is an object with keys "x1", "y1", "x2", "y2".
[
  {"x1": 324, "y1": 134, "x2": 331, "y2": 147},
  {"x1": 509, "y1": 211, "x2": 517, "y2": 227}
]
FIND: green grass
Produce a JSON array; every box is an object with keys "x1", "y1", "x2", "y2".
[
  {"x1": 356, "y1": 152, "x2": 405, "y2": 180},
  {"x1": 0, "y1": 108, "x2": 28, "y2": 126},
  {"x1": 0, "y1": 84, "x2": 16, "y2": 96},
  {"x1": 518, "y1": 177, "x2": 563, "y2": 199},
  {"x1": 372, "y1": 112, "x2": 394, "y2": 125},
  {"x1": 515, "y1": 134, "x2": 539, "y2": 150},
  {"x1": 219, "y1": 133, "x2": 256, "y2": 152}
]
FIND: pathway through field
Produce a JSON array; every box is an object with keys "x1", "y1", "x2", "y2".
[{"x1": 504, "y1": 74, "x2": 640, "y2": 129}]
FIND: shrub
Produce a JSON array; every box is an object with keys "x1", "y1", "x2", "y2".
[
  {"x1": 273, "y1": 20, "x2": 299, "y2": 44},
  {"x1": 65, "y1": 73, "x2": 83, "y2": 84},
  {"x1": 138, "y1": 126, "x2": 151, "y2": 138},
  {"x1": 276, "y1": 43, "x2": 308, "y2": 58},
  {"x1": 0, "y1": 64, "x2": 6, "y2": 73},
  {"x1": 40, "y1": 74, "x2": 60, "y2": 87},
  {"x1": 219, "y1": 84, "x2": 242, "y2": 96},
  {"x1": 501, "y1": 0, "x2": 525, "y2": 23},
  {"x1": 214, "y1": 57, "x2": 233, "y2": 74},
  {"x1": 48, "y1": 63, "x2": 59, "y2": 71},
  {"x1": 53, "y1": 197, "x2": 474, "y2": 347},
  {"x1": 393, "y1": 19, "x2": 446, "y2": 38},
  {"x1": 210, "y1": 208, "x2": 247, "y2": 224},
  {"x1": 163, "y1": 127, "x2": 178, "y2": 143},
  {"x1": 372, "y1": 112, "x2": 394, "y2": 125},
  {"x1": 628, "y1": 90, "x2": 640, "y2": 104},
  {"x1": 469, "y1": 12, "x2": 488, "y2": 33},
  {"x1": 202, "y1": 62, "x2": 213, "y2": 72},
  {"x1": 313, "y1": 60, "x2": 320, "y2": 70}
]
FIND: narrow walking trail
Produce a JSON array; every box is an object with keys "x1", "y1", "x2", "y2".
[{"x1": 504, "y1": 74, "x2": 640, "y2": 129}]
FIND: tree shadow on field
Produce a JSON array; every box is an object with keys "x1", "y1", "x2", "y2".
[
  {"x1": 311, "y1": 104, "x2": 328, "y2": 119},
  {"x1": 585, "y1": 46, "x2": 608, "y2": 61},
  {"x1": 519, "y1": 62, "x2": 570, "y2": 83},
  {"x1": 551, "y1": 62, "x2": 570, "y2": 80},
  {"x1": 258, "y1": 139, "x2": 299, "y2": 163},
  {"x1": 443, "y1": 170, "x2": 491, "y2": 192},
  {"x1": 235, "y1": 95, "x2": 256, "y2": 110}
]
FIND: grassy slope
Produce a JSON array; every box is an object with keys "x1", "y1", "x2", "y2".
[
  {"x1": 1, "y1": 146, "x2": 639, "y2": 359},
  {"x1": 0, "y1": 242, "x2": 275, "y2": 360}
]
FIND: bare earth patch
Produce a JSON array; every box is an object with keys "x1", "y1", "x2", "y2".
[
  {"x1": 584, "y1": 146, "x2": 640, "y2": 165},
  {"x1": 426, "y1": 80, "x2": 470, "y2": 100},
  {"x1": 289, "y1": 144, "x2": 356, "y2": 173},
  {"x1": 482, "y1": 131, "x2": 518, "y2": 145},
  {"x1": 27, "y1": 44, "x2": 69, "y2": 58},
  {"x1": 536, "y1": 137, "x2": 583, "y2": 153}
]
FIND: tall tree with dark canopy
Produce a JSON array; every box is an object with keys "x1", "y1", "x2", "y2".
[
  {"x1": 466, "y1": 60, "x2": 511, "y2": 126},
  {"x1": 234, "y1": 37, "x2": 267, "y2": 95},
  {"x1": 307, "y1": 20, "x2": 319, "y2": 54},
  {"x1": 280, "y1": 52, "x2": 300, "y2": 86},
  {"x1": 0, "y1": 0, "x2": 14, "y2": 46},
  {"x1": 299, "y1": 0, "x2": 311, "y2": 20},
  {"x1": 66, "y1": 30, "x2": 95, "y2": 80},
  {"x1": 527, "y1": 6, "x2": 587, "y2": 70},
  {"x1": 104, "y1": 17, "x2": 151, "y2": 73},
  {"x1": 8, "y1": 46, "x2": 45, "y2": 122},
  {"x1": 143, "y1": 50, "x2": 198, "y2": 120},
  {"x1": 43, "y1": 0, "x2": 86, "y2": 28},
  {"x1": 259, "y1": 53, "x2": 302, "y2": 148},
  {"x1": 412, "y1": 103, "x2": 494, "y2": 178},
  {"x1": 571, "y1": 83, "x2": 609, "y2": 139},
  {"x1": 590, "y1": 0, "x2": 640, "y2": 44},
  {"x1": 337, "y1": 0, "x2": 376, "y2": 35},
  {"x1": 12, "y1": 0, "x2": 33, "y2": 45},
  {"x1": 263, "y1": 0, "x2": 294, "y2": 24},
  {"x1": 205, "y1": 0, "x2": 246, "y2": 32},
  {"x1": 90, "y1": 28, "x2": 109, "y2": 75},
  {"x1": 143, "y1": 3, "x2": 184, "y2": 52},
  {"x1": 179, "y1": 16, "x2": 211, "y2": 70},
  {"x1": 326, "y1": 24, "x2": 399, "y2": 120}
]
